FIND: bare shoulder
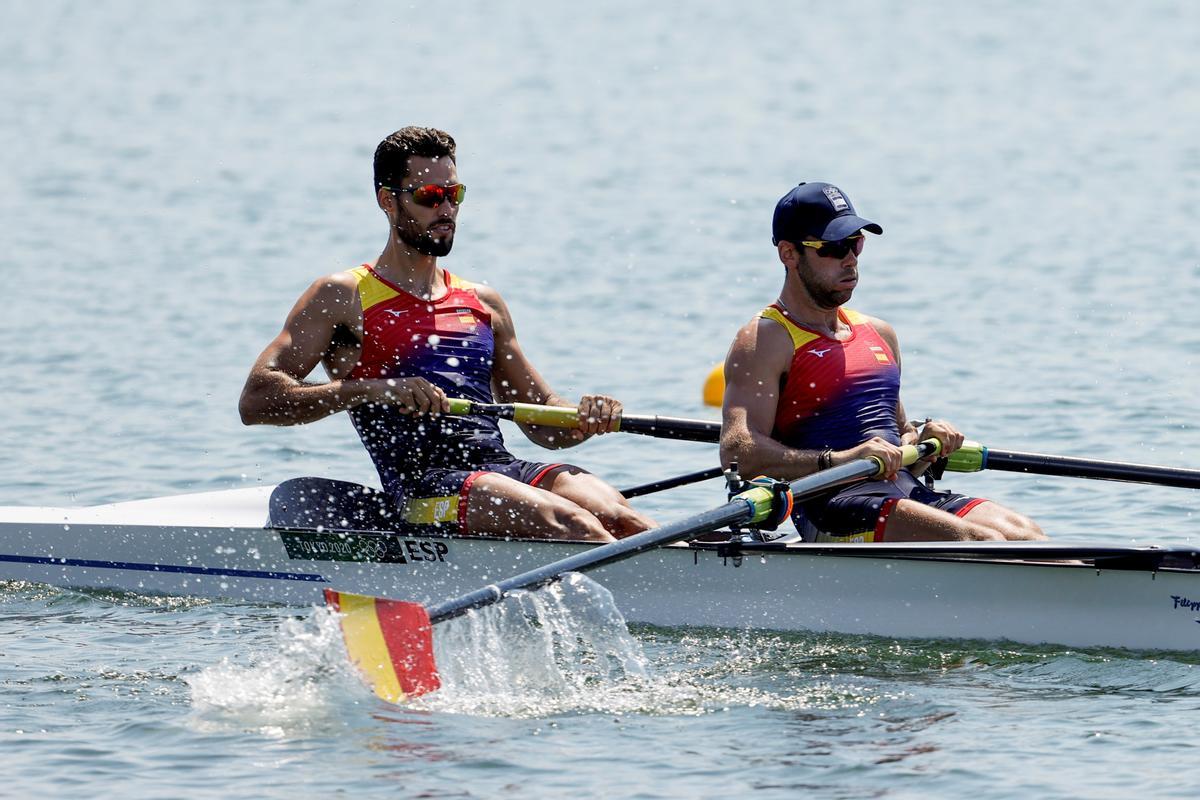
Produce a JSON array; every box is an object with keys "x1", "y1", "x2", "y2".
[
  {"x1": 470, "y1": 281, "x2": 506, "y2": 311},
  {"x1": 727, "y1": 315, "x2": 793, "y2": 378},
  {"x1": 292, "y1": 270, "x2": 361, "y2": 321},
  {"x1": 314, "y1": 269, "x2": 361, "y2": 302},
  {"x1": 469, "y1": 282, "x2": 517, "y2": 333}
]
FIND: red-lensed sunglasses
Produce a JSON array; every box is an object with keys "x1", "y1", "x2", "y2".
[
  {"x1": 384, "y1": 183, "x2": 467, "y2": 208},
  {"x1": 798, "y1": 234, "x2": 865, "y2": 259}
]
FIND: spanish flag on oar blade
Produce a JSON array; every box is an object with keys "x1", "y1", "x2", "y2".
[
  {"x1": 323, "y1": 440, "x2": 940, "y2": 704},
  {"x1": 324, "y1": 589, "x2": 440, "y2": 701}
]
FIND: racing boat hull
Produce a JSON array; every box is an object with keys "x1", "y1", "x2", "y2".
[{"x1": 2, "y1": 481, "x2": 1199, "y2": 652}]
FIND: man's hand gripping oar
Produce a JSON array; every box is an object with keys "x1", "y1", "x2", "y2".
[
  {"x1": 444, "y1": 398, "x2": 721, "y2": 443},
  {"x1": 324, "y1": 439, "x2": 942, "y2": 703}
]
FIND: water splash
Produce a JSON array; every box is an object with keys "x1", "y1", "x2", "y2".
[
  {"x1": 186, "y1": 605, "x2": 359, "y2": 734},
  {"x1": 415, "y1": 573, "x2": 650, "y2": 717}
]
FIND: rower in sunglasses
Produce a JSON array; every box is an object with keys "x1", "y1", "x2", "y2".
[
  {"x1": 718, "y1": 182, "x2": 1045, "y2": 544},
  {"x1": 240, "y1": 126, "x2": 654, "y2": 544}
]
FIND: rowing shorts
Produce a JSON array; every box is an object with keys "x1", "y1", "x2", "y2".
[
  {"x1": 396, "y1": 458, "x2": 567, "y2": 535},
  {"x1": 792, "y1": 469, "x2": 988, "y2": 543}
]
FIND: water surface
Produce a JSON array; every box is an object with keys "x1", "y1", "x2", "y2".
[{"x1": 2, "y1": 1, "x2": 1199, "y2": 797}]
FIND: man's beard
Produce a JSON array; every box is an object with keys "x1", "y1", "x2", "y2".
[
  {"x1": 797, "y1": 254, "x2": 853, "y2": 309},
  {"x1": 395, "y1": 216, "x2": 455, "y2": 257}
]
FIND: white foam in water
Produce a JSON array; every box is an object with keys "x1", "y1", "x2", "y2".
[
  {"x1": 186, "y1": 606, "x2": 361, "y2": 733},
  {"x1": 414, "y1": 573, "x2": 651, "y2": 717},
  {"x1": 185, "y1": 576, "x2": 808, "y2": 724}
]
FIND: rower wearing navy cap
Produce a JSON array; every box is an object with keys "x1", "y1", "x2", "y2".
[{"x1": 719, "y1": 182, "x2": 1045, "y2": 542}]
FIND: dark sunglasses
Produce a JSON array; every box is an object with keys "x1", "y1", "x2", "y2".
[
  {"x1": 798, "y1": 234, "x2": 865, "y2": 259},
  {"x1": 384, "y1": 183, "x2": 467, "y2": 208}
]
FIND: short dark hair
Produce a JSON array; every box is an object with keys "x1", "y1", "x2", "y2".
[{"x1": 373, "y1": 126, "x2": 457, "y2": 190}]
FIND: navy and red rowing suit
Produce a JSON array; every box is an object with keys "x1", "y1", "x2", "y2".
[
  {"x1": 763, "y1": 304, "x2": 987, "y2": 542},
  {"x1": 345, "y1": 265, "x2": 564, "y2": 533}
]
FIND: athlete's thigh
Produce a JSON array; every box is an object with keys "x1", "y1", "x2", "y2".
[
  {"x1": 463, "y1": 471, "x2": 611, "y2": 541},
  {"x1": 882, "y1": 499, "x2": 994, "y2": 541}
]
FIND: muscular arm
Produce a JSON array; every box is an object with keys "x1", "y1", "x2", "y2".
[
  {"x1": 719, "y1": 318, "x2": 824, "y2": 479},
  {"x1": 239, "y1": 274, "x2": 440, "y2": 425}
]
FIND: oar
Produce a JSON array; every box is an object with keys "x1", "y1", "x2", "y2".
[
  {"x1": 700, "y1": 364, "x2": 1200, "y2": 490},
  {"x1": 945, "y1": 442, "x2": 1200, "y2": 489},
  {"x1": 618, "y1": 466, "x2": 724, "y2": 499},
  {"x1": 325, "y1": 439, "x2": 941, "y2": 703},
  {"x1": 445, "y1": 398, "x2": 720, "y2": 443}
]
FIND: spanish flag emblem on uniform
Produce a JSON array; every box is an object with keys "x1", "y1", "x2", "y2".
[
  {"x1": 324, "y1": 589, "x2": 441, "y2": 702},
  {"x1": 869, "y1": 345, "x2": 891, "y2": 364}
]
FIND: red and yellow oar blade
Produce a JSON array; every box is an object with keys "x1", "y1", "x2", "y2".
[{"x1": 324, "y1": 589, "x2": 440, "y2": 702}]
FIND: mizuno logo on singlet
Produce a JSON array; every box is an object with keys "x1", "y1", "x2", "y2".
[
  {"x1": 810, "y1": 348, "x2": 832, "y2": 358},
  {"x1": 383, "y1": 309, "x2": 408, "y2": 317}
]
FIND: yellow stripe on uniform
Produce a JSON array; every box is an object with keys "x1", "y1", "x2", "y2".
[
  {"x1": 446, "y1": 272, "x2": 480, "y2": 290},
  {"x1": 758, "y1": 307, "x2": 822, "y2": 350},
  {"x1": 841, "y1": 308, "x2": 869, "y2": 325},
  {"x1": 349, "y1": 265, "x2": 402, "y2": 312}
]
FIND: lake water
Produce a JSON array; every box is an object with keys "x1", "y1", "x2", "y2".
[{"x1": 2, "y1": 1, "x2": 1199, "y2": 797}]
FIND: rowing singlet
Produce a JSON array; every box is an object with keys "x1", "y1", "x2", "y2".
[
  {"x1": 764, "y1": 305, "x2": 902, "y2": 451},
  {"x1": 345, "y1": 266, "x2": 509, "y2": 498}
]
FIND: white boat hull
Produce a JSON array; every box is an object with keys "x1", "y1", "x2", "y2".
[{"x1": 3, "y1": 485, "x2": 1200, "y2": 653}]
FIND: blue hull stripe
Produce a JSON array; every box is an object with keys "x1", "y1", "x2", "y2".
[{"x1": 0, "y1": 553, "x2": 328, "y2": 583}]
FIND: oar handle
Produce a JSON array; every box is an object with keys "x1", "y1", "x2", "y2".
[
  {"x1": 753, "y1": 439, "x2": 940, "y2": 523},
  {"x1": 444, "y1": 399, "x2": 722, "y2": 443},
  {"x1": 445, "y1": 398, "x2": 581, "y2": 427}
]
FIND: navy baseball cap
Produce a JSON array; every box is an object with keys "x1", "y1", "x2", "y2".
[{"x1": 771, "y1": 182, "x2": 882, "y2": 245}]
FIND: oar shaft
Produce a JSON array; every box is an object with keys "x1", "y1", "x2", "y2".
[
  {"x1": 619, "y1": 466, "x2": 724, "y2": 499},
  {"x1": 425, "y1": 441, "x2": 937, "y2": 624},
  {"x1": 615, "y1": 415, "x2": 720, "y2": 443},
  {"x1": 964, "y1": 447, "x2": 1200, "y2": 489},
  {"x1": 425, "y1": 501, "x2": 751, "y2": 624}
]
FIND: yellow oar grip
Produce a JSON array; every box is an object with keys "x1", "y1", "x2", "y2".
[
  {"x1": 868, "y1": 438, "x2": 943, "y2": 477},
  {"x1": 509, "y1": 403, "x2": 582, "y2": 428},
  {"x1": 446, "y1": 398, "x2": 472, "y2": 415}
]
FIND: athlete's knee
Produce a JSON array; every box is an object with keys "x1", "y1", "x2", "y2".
[
  {"x1": 999, "y1": 513, "x2": 1045, "y2": 541},
  {"x1": 983, "y1": 506, "x2": 1045, "y2": 541},
  {"x1": 597, "y1": 501, "x2": 654, "y2": 538},
  {"x1": 547, "y1": 472, "x2": 653, "y2": 537},
  {"x1": 544, "y1": 500, "x2": 614, "y2": 542}
]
